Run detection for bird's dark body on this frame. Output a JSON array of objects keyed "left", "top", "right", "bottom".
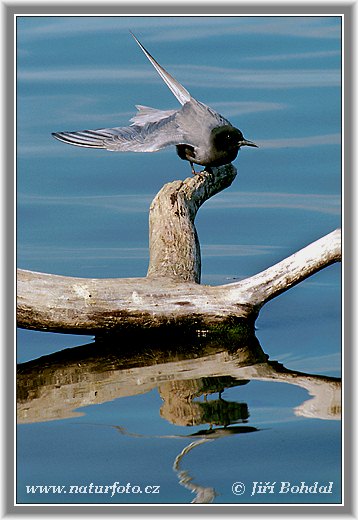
[
  {"left": 176, "top": 144, "right": 196, "bottom": 163},
  {"left": 176, "top": 125, "right": 242, "bottom": 167},
  {"left": 52, "top": 34, "right": 257, "bottom": 173}
]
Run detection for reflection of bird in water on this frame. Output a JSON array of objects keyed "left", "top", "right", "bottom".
[
  {"left": 74, "top": 421, "right": 259, "bottom": 504},
  {"left": 111, "top": 423, "right": 259, "bottom": 504},
  {"left": 158, "top": 377, "right": 250, "bottom": 427},
  {"left": 112, "top": 423, "right": 259, "bottom": 440},
  {"left": 189, "top": 425, "right": 258, "bottom": 437},
  {"left": 173, "top": 438, "right": 217, "bottom": 504}
]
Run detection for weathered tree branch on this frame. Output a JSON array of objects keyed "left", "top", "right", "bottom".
[
  {"left": 17, "top": 165, "right": 341, "bottom": 335},
  {"left": 16, "top": 269, "right": 255, "bottom": 334},
  {"left": 17, "top": 227, "right": 341, "bottom": 334},
  {"left": 222, "top": 228, "right": 341, "bottom": 307},
  {"left": 147, "top": 165, "right": 237, "bottom": 283}
]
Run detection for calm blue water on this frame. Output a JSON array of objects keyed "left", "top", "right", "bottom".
[{"left": 16, "top": 16, "right": 341, "bottom": 505}]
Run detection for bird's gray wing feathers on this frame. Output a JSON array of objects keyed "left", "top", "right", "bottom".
[
  {"left": 129, "top": 105, "right": 178, "bottom": 126},
  {"left": 52, "top": 34, "right": 232, "bottom": 155},
  {"left": 131, "top": 32, "right": 191, "bottom": 106},
  {"left": 52, "top": 112, "right": 188, "bottom": 153}
]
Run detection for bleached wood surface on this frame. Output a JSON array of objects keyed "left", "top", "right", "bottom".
[
  {"left": 147, "top": 164, "right": 237, "bottom": 282},
  {"left": 17, "top": 164, "right": 341, "bottom": 334},
  {"left": 17, "top": 228, "right": 341, "bottom": 334}
]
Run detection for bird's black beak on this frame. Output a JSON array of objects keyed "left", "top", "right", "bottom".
[{"left": 239, "top": 139, "right": 258, "bottom": 148}]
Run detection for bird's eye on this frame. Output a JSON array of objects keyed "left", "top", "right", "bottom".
[{"left": 226, "top": 133, "right": 234, "bottom": 142}]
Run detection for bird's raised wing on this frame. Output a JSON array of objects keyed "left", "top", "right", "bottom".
[
  {"left": 130, "top": 32, "right": 191, "bottom": 106},
  {"left": 52, "top": 111, "right": 189, "bottom": 153}
]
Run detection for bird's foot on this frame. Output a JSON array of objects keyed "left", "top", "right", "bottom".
[{"left": 189, "top": 162, "right": 212, "bottom": 176}]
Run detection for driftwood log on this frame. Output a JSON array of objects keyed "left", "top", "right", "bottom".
[{"left": 17, "top": 164, "right": 341, "bottom": 335}]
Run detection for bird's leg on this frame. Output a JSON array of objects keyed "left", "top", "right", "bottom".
[{"left": 190, "top": 161, "right": 196, "bottom": 175}]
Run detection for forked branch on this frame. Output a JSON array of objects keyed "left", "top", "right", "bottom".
[{"left": 17, "top": 165, "right": 341, "bottom": 335}]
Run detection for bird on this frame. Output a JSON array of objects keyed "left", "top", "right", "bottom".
[{"left": 52, "top": 33, "right": 257, "bottom": 174}]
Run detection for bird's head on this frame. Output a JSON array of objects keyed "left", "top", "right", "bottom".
[{"left": 212, "top": 125, "right": 258, "bottom": 153}]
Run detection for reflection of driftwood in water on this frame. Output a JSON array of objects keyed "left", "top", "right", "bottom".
[{"left": 17, "top": 334, "right": 341, "bottom": 424}]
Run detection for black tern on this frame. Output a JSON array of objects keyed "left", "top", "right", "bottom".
[{"left": 52, "top": 33, "right": 257, "bottom": 174}]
